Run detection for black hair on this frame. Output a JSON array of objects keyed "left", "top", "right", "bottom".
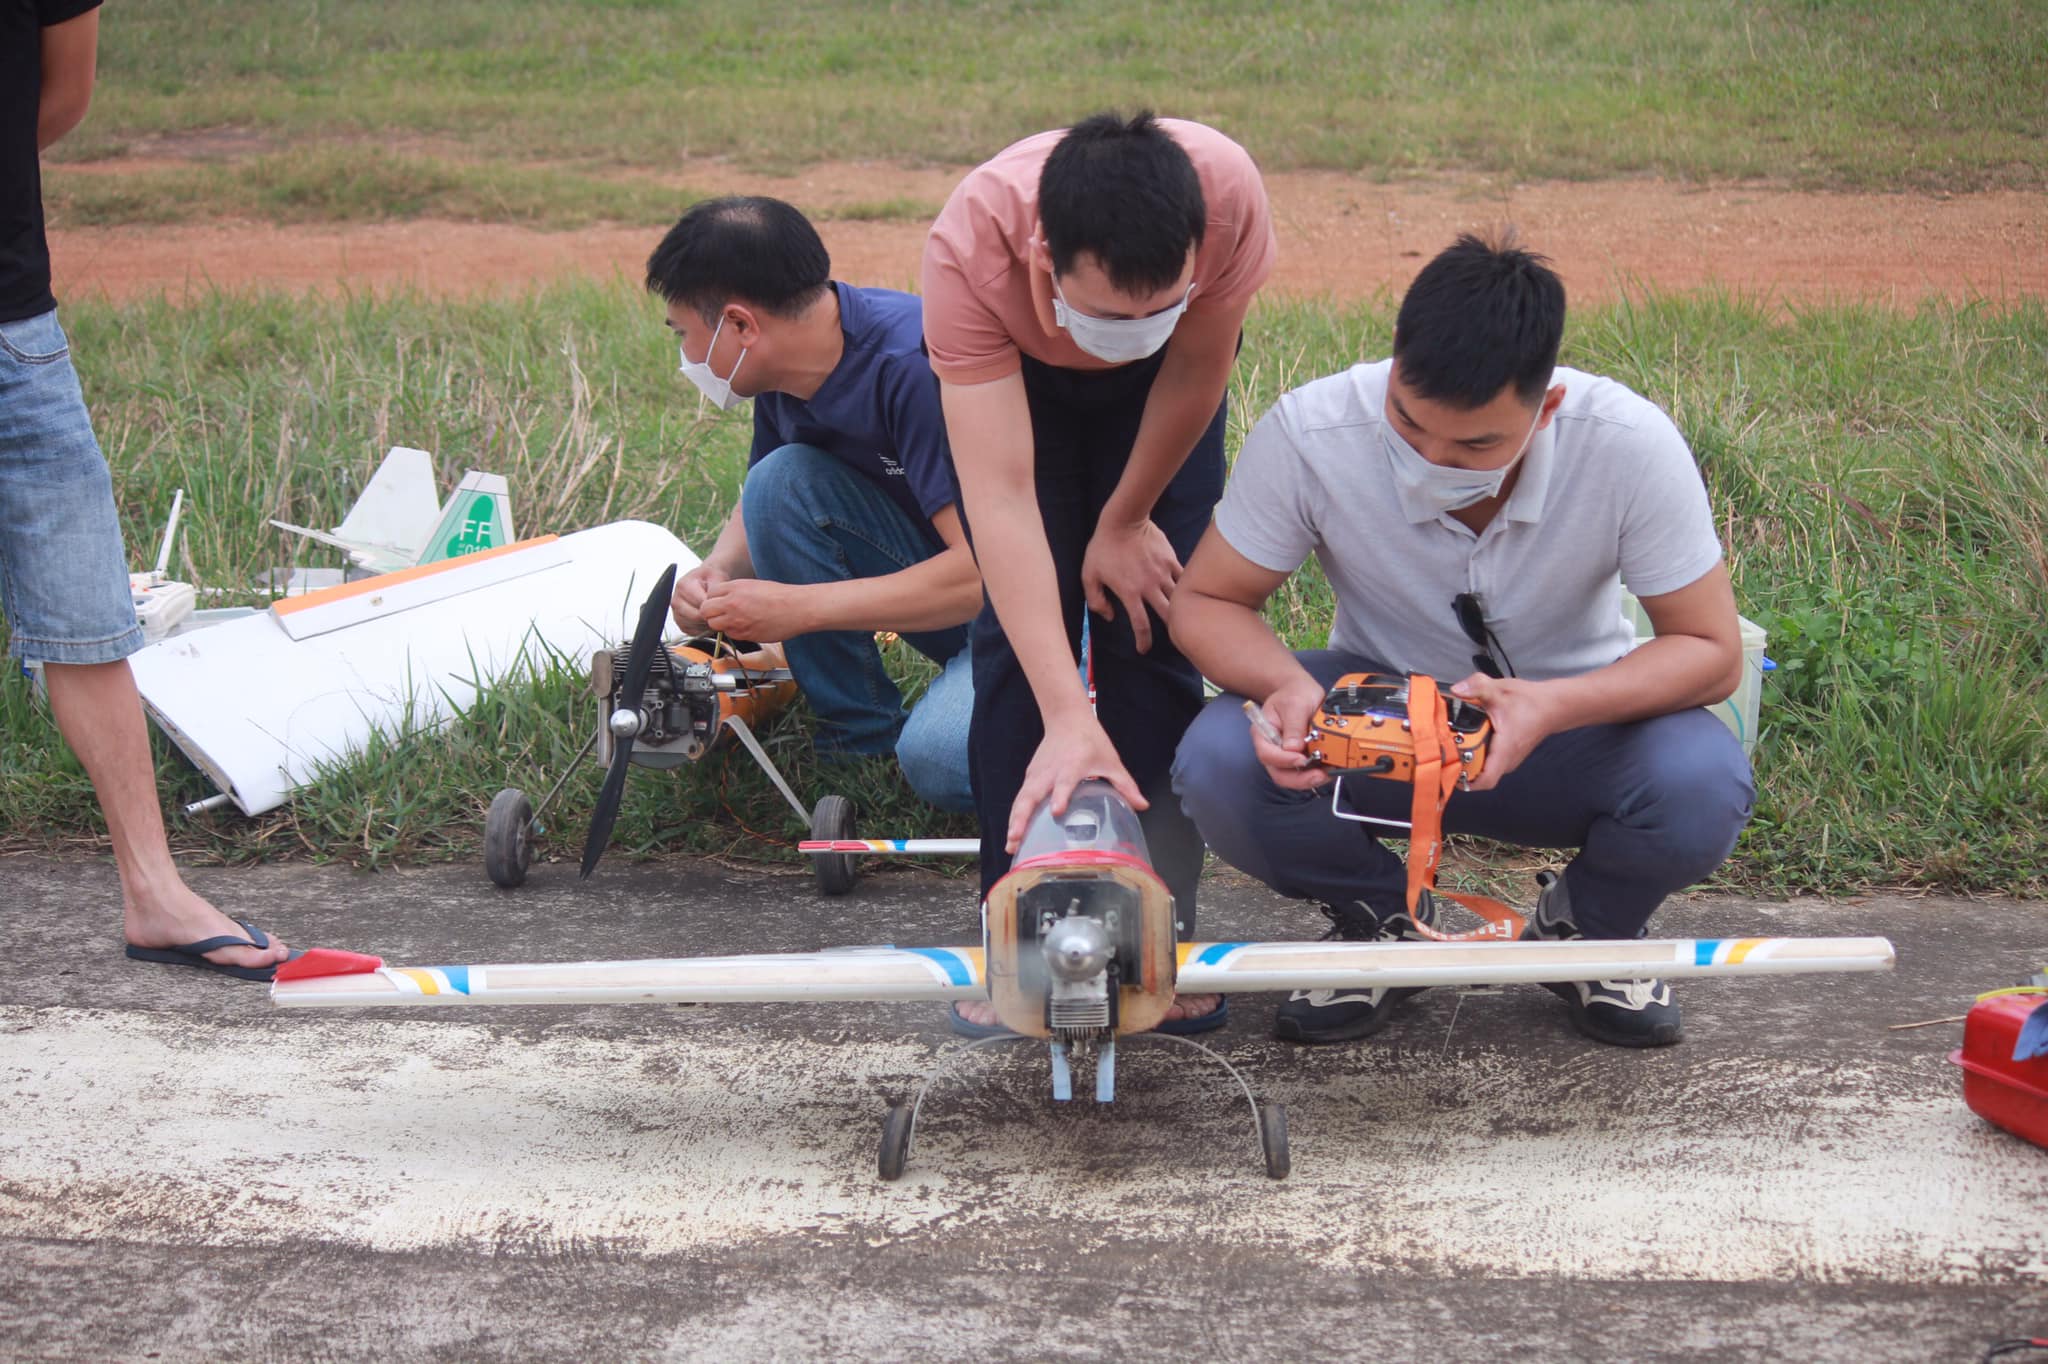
[
  {"left": 1392, "top": 231, "right": 1566, "bottom": 409},
  {"left": 644, "top": 196, "right": 831, "bottom": 321},
  {"left": 1038, "top": 111, "right": 1206, "bottom": 296}
]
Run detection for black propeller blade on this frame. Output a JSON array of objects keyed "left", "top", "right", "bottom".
[{"left": 580, "top": 564, "right": 679, "bottom": 879}]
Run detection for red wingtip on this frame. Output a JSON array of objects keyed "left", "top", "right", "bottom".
[{"left": 275, "top": 947, "right": 386, "bottom": 981}]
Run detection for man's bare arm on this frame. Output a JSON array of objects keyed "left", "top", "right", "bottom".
[
  {"left": 942, "top": 372, "right": 1147, "bottom": 843},
  {"left": 1168, "top": 525, "right": 1303, "bottom": 699},
  {"left": 1499, "top": 562, "right": 1744, "bottom": 731},
  {"left": 1100, "top": 300, "right": 1249, "bottom": 531},
  {"left": 1452, "top": 562, "right": 1744, "bottom": 790},
  {"left": 38, "top": 9, "right": 99, "bottom": 152},
  {"left": 943, "top": 375, "right": 1088, "bottom": 726},
  {"left": 767, "top": 505, "right": 982, "bottom": 635},
  {"left": 1168, "top": 525, "right": 1330, "bottom": 787}
]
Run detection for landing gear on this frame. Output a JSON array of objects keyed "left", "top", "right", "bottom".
[
  {"left": 484, "top": 788, "right": 535, "bottom": 888},
  {"left": 877, "top": 1031, "right": 1290, "bottom": 1182},
  {"left": 877, "top": 1103, "right": 915, "bottom": 1181},
  {"left": 1259, "top": 1103, "right": 1291, "bottom": 1180},
  {"left": 810, "top": 793, "right": 859, "bottom": 896},
  {"left": 478, "top": 729, "right": 597, "bottom": 887}
]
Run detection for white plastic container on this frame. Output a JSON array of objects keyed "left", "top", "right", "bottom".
[{"left": 1620, "top": 590, "right": 1768, "bottom": 757}]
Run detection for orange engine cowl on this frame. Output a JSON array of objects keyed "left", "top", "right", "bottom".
[
  {"left": 675, "top": 639, "right": 798, "bottom": 731},
  {"left": 981, "top": 781, "right": 1179, "bottom": 1039}
]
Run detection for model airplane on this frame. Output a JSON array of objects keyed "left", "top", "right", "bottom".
[
  {"left": 488, "top": 562, "right": 886, "bottom": 893},
  {"left": 276, "top": 771, "right": 1896, "bottom": 1181}
]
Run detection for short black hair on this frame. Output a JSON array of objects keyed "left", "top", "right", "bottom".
[
  {"left": 1038, "top": 111, "right": 1206, "bottom": 296},
  {"left": 644, "top": 196, "right": 831, "bottom": 321},
  {"left": 1393, "top": 232, "right": 1566, "bottom": 409}
]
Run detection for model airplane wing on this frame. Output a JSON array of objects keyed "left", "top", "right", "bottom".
[
  {"left": 273, "top": 936, "right": 1893, "bottom": 1010},
  {"left": 272, "top": 945, "right": 987, "bottom": 1007},
  {"left": 1171, "top": 936, "right": 1896, "bottom": 991}
]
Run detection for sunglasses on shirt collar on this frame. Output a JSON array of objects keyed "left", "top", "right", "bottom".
[{"left": 1453, "top": 592, "right": 1516, "bottom": 680}]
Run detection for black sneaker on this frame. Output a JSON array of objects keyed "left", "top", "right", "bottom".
[
  {"left": 1522, "top": 872, "right": 1683, "bottom": 1048},
  {"left": 1273, "top": 896, "right": 1435, "bottom": 1045}
]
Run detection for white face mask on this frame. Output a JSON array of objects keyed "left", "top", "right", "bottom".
[
  {"left": 677, "top": 315, "right": 749, "bottom": 411},
  {"left": 1051, "top": 276, "right": 1192, "bottom": 365},
  {"left": 1383, "top": 402, "right": 1544, "bottom": 513}
]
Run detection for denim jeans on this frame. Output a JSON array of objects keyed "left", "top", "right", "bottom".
[
  {"left": 741, "top": 443, "right": 974, "bottom": 812},
  {"left": 1172, "top": 648, "right": 1756, "bottom": 940},
  {"left": 0, "top": 310, "right": 142, "bottom": 665}
]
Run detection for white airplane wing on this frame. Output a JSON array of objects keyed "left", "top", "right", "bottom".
[
  {"left": 273, "top": 936, "right": 1893, "bottom": 1010},
  {"left": 273, "top": 946, "right": 987, "bottom": 1008}
]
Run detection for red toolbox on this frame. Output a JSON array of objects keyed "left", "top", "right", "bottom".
[{"left": 1951, "top": 992, "right": 2048, "bottom": 1151}]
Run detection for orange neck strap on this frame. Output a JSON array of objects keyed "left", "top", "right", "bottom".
[{"left": 1402, "top": 675, "right": 1524, "bottom": 942}]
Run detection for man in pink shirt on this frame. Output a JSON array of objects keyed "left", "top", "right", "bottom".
[{"left": 922, "top": 111, "right": 1275, "bottom": 1033}]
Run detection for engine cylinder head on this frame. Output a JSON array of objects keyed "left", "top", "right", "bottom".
[{"left": 1043, "top": 915, "right": 1112, "bottom": 983}]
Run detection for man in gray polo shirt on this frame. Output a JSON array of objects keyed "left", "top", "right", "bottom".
[{"left": 1169, "top": 233, "right": 1754, "bottom": 1048}]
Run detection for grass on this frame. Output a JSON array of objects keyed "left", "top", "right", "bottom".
[
  {"left": 1, "top": 284, "right": 2042, "bottom": 897},
  {"left": 41, "top": 149, "right": 942, "bottom": 230},
  {"left": 44, "top": 151, "right": 701, "bottom": 230},
  {"left": 50, "top": 0, "right": 2048, "bottom": 201}
]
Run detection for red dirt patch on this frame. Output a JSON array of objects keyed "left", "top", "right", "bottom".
[{"left": 47, "top": 162, "right": 2046, "bottom": 306}]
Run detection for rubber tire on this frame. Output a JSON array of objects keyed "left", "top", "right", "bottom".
[
  {"left": 877, "top": 1103, "right": 914, "bottom": 1181},
  {"left": 484, "top": 788, "right": 535, "bottom": 888},
  {"left": 811, "top": 794, "right": 859, "bottom": 896},
  {"left": 1259, "top": 1103, "right": 1291, "bottom": 1180}
]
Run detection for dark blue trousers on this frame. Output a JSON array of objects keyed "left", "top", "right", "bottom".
[
  {"left": 1171, "top": 649, "right": 1756, "bottom": 939},
  {"left": 958, "top": 349, "right": 1226, "bottom": 928}
]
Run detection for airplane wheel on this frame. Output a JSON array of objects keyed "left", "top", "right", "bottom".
[
  {"left": 877, "top": 1103, "right": 914, "bottom": 1181},
  {"left": 811, "top": 794, "right": 859, "bottom": 896},
  {"left": 484, "top": 788, "right": 534, "bottom": 888},
  {"left": 1259, "top": 1103, "right": 1290, "bottom": 1180}
]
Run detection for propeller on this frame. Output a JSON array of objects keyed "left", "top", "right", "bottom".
[{"left": 580, "top": 563, "right": 679, "bottom": 879}]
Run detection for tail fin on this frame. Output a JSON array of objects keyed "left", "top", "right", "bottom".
[
  {"left": 333, "top": 447, "right": 442, "bottom": 568},
  {"left": 414, "top": 471, "right": 516, "bottom": 565}
]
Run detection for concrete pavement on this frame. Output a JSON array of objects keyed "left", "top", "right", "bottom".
[{"left": 1, "top": 854, "right": 2043, "bottom": 1361}]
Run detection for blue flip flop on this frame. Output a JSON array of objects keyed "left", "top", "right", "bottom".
[
  {"left": 125, "top": 919, "right": 300, "bottom": 983},
  {"left": 948, "top": 997, "right": 1229, "bottom": 1039}
]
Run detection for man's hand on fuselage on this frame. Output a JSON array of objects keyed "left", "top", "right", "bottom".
[
  {"left": 1007, "top": 709, "right": 1149, "bottom": 853},
  {"left": 941, "top": 373, "right": 1149, "bottom": 845}
]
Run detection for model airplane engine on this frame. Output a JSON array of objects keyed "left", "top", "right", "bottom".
[
  {"left": 983, "top": 779, "right": 1181, "bottom": 1039},
  {"left": 594, "top": 637, "right": 796, "bottom": 770}
]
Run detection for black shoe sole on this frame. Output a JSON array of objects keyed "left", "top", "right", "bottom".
[
  {"left": 1539, "top": 982, "right": 1684, "bottom": 1048},
  {"left": 1272, "top": 988, "right": 1426, "bottom": 1045}
]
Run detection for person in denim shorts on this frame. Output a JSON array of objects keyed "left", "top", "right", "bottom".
[{"left": 3, "top": 1, "right": 291, "bottom": 979}]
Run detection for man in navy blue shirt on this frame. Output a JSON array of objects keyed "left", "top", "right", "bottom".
[{"left": 647, "top": 197, "right": 980, "bottom": 810}]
